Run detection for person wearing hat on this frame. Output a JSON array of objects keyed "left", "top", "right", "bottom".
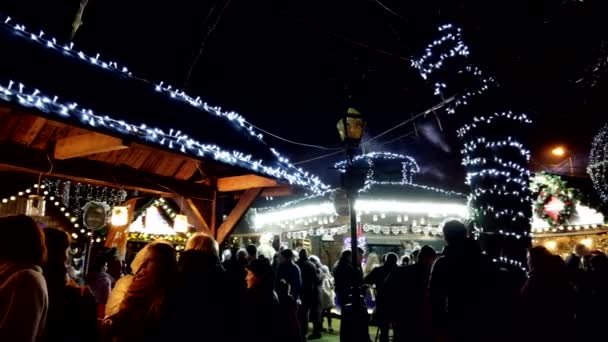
[{"left": 238, "top": 259, "right": 280, "bottom": 341}]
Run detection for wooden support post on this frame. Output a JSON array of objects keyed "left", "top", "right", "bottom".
[
  {"left": 216, "top": 188, "right": 262, "bottom": 244},
  {"left": 54, "top": 132, "right": 129, "bottom": 159},
  {"left": 210, "top": 190, "right": 218, "bottom": 238},
  {"left": 182, "top": 197, "right": 212, "bottom": 235}
]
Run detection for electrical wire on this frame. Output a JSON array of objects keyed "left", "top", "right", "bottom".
[
  {"left": 292, "top": 149, "right": 346, "bottom": 165},
  {"left": 361, "top": 95, "right": 457, "bottom": 146},
  {"left": 246, "top": 121, "right": 343, "bottom": 150},
  {"left": 369, "top": 0, "right": 407, "bottom": 20}
]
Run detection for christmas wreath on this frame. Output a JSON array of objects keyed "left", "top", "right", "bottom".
[{"left": 531, "top": 173, "right": 576, "bottom": 227}]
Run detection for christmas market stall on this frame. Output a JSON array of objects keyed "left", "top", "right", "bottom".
[
  {"left": 530, "top": 173, "right": 608, "bottom": 257},
  {"left": 0, "top": 14, "right": 328, "bottom": 270},
  {"left": 249, "top": 152, "right": 468, "bottom": 266}
]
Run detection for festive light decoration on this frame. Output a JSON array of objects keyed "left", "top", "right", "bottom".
[
  {"left": 0, "top": 15, "right": 329, "bottom": 195},
  {"left": 413, "top": 24, "right": 533, "bottom": 263},
  {"left": 334, "top": 152, "right": 464, "bottom": 196},
  {"left": 588, "top": 125, "right": 608, "bottom": 202},
  {"left": 173, "top": 214, "right": 189, "bottom": 233},
  {"left": 25, "top": 194, "right": 46, "bottom": 217},
  {"left": 44, "top": 179, "right": 127, "bottom": 217},
  {"left": 411, "top": 24, "right": 495, "bottom": 115},
  {"left": 253, "top": 199, "right": 467, "bottom": 229},
  {"left": 110, "top": 206, "right": 129, "bottom": 226}
]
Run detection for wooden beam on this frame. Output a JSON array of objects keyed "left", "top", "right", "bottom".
[
  {"left": 217, "top": 174, "right": 278, "bottom": 192},
  {"left": 0, "top": 142, "right": 213, "bottom": 199},
  {"left": 54, "top": 132, "right": 129, "bottom": 160},
  {"left": 180, "top": 197, "right": 212, "bottom": 234},
  {"left": 210, "top": 190, "right": 217, "bottom": 237},
  {"left": 260, "top": 185, "right": 293, "bottom": 197},
  {"left": 216, "top": 188, "right": 262, "bottom": 244}
]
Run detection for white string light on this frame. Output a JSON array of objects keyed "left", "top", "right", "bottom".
[
  {"left": 0, "top": 15, "right": 329, "bottom": 194},
  {"left": 0, "top": 81, "right": 329, "bottom": 194},
  {"left": 588, "top": 125, "right": 608, "bottom": 202}
]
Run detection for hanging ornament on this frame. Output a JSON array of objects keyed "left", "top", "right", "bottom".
[
  {"left": 391, "top": 227, "right": 400, "bottom": 235},
  {"left": 110, "top": 206, "right": 129, "bottom": 226},
  {"left": 25, "top": 195, "right": 46, "bottom": 217},
  {"left": 173, "top": 214, "right": 189, "bottom": 233},
  {"left": 82, "top": 201, "right": 109, "bottom": 230}
]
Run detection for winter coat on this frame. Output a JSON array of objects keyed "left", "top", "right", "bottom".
[
  {"left": 173, "top": 251, "right": 231, "bottom": 342},
  {"left": 296, "top": 258, "right": 319, "bottom": 304},
  {"left": 105, "top": 275, "right": 132, "bottom": 318},
  {"left": 429, "top": 239, "right": 500, "bottom": 341},
  {"left": 276, "top": 262, "right": 302, "bottom": 300},
  {"left": 320, "top": 271, "right": 335, "bottom": 309},
  {"left": 0, "top": 262, "right": 48, "bottom": 342},
  {"left": 238, "top": 286, "right": 280, "bottom": 342}
]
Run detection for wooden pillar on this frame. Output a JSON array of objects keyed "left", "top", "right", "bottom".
[{"left": 104, "top": 198, "right": 138, "bottom": 259}]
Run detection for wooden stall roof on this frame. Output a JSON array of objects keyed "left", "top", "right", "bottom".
[{"left": 0, "top": 19, "right": 325, "bottom": 197}]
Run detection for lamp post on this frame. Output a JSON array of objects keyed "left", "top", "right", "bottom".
[
  {"left": 337, "top": 107, "right": 366, "bottom": 269},
  {"left": 336, "top": 107, "right": 368, "bottom": 342},
  {"left": 551, "top": 146, "right": 574, "bottom": 176}
]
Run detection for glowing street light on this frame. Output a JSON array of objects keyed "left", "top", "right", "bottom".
[
  {"left": 550, "top": 146, "right": 573, "bottom": 176},
  {"left": 551, "top": 146, "right": 566, "bottom": 157}
]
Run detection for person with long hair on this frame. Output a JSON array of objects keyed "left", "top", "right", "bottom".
[
  {"left": 0, "top": 215, "right": 48, "bottom": 342},
  {"left": 41, "top": 227, "right": 98, "bottom": 342},
  {"left": 105, "top": 242, "right": 163, "bottom": 318},
  {"left": 103, "top": 243, "right": 177, "bottom": 342}
]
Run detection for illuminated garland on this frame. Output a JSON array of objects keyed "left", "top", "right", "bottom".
[
  {"left": 411, "top": 24, "right": 495, "bottom": 115},
  {"left": 127, "top": 231, "right": 188, "bottom": 245},
  {"left": 0, "top": 15, "right": 329, "bottom": 194},
  {"left": 530, "top": 173, "right": 576, "bottom": 227},
  {"left": 285, "top": 223, "right": 443, "bottom": 239},
  {"left": 413, "top": 24, "right": 533, "bottom": 263},
  {"left": 588, "top": 125, "right": 608, "bottom": 202}
]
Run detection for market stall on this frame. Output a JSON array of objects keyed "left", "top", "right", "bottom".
[
  {"left": 530, "top": 172, "right": 608, "bottom": 257},
  {"left": 0, "top": 14, "right": 326, "bottom": 267},
  {"left": 250, "top": 152, "right": 468, "bottom": 264}
]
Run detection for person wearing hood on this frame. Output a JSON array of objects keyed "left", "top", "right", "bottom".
[
  {"left": 0, "top": 215, "right": 48, "bottom": 342},
  {"left": 105, "top": 242, "right": 165, "bottom": 317},
  {"left": 429, "top": 220, "right": 499, "bottom": 342}
]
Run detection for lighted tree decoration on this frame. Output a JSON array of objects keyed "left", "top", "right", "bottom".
[
  {"left": 588, "top": 125, "right": 608, "bottom": 203},
  {"left": 412, "top": 24, "right": 533, "bottom": 265}
]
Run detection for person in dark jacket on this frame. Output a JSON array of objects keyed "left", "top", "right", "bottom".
[
  {"left": 276, "top": 249, "right": 302, "bottom": 302},
  {"left": 333, "top": 248, "right": 369, "bottom": 342},
  {"left": 296, "top": 248, "right": 321, "bottom": 340},
  {"left": 429, "top": 220, "right": 499, "bottom": 342},
  {"left": 174, "top": 233, "right": 230, "bottom": 342},
  {"left": 42, "top": 227, "right": 98, "bottom": 342},
  {"left": 364, "top": 252, "right": 398, "bottom": 342},
  {"left": 241, "top": 259, "right": 281, "bottom": 342},
  {"left": 385, "top": 246, "right": 436, "bottom": 342},
  {"left": 520, "top": 246, "right": 575, "bottom": 342},
  {"left": 277, "top": 279, "right": 303, "bottom": 342}
]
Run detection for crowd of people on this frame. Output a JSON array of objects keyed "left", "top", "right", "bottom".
[{"left": 2, "top": 214, "right": 608, "bottom": 342}]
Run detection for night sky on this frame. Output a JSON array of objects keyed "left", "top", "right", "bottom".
[{"left": 2, "top": 0, "right": 607, "bottom": 191}]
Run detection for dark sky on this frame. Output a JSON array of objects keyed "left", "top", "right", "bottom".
[{"left": 2, "top": 0, "right": 607, "bottom": 190}]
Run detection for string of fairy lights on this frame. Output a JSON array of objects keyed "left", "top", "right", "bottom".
[
  {"left": 0, "top": 15, "right": 329, "bottom": 195},
  {"left": 588, "top": 125, "right": 608, "bottom": 202},
  {"left": 413, "top": 24, "right": 533, "bottom": 265}
]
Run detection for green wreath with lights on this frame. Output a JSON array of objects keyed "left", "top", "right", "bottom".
[
  {"left": 531, "top": 173, "right": 576, "bottom": 227},
  {"left": 128, "top": 232, "right": 187, "bottom": 244}
]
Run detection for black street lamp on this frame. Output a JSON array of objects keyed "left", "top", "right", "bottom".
[
  {"left": 337, "top": 107, "right": 366, "bottom": 268},
  {"left": 336, "top": 107, "right": 369, "bottom": 342}
]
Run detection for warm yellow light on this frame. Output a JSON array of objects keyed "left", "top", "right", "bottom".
[
  {"left": 551, "top": 146, "right": 566, "bottom": 157},
  {"left": 173, "top": 214, "right": 189, "bottom": 233},
  {"left": 581, "top": 238, "right": 593, "bottom": 249},
  {"left": 111, "top": 206, "right": 129, "bottom": 226},
  {"left": 544, "top": 240, "right": 557, "bottom": 250}
]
